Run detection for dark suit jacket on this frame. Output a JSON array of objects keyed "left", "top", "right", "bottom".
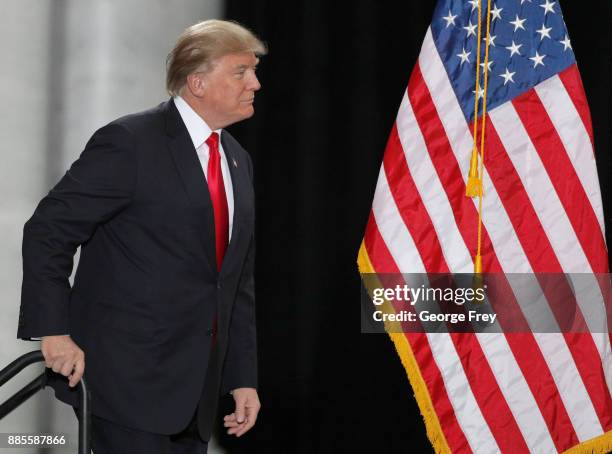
[{"left": 18, "top": 99, "right": 257, "bottom": 440}]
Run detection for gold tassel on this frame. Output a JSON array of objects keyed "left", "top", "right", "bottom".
[
  {"left": 465, "top": 147, "right": 482, "bottom": 197},
  {"left": 474, "top": 253, "right": 482, "bottom": 274}
]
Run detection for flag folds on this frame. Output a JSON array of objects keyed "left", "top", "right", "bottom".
[{"left": 358, "top": 0, "right": 611, "bottom": 452}]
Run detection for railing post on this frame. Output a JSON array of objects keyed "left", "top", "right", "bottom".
[{"left": 0, "top": 351, "right": 91, "bottom": 453}]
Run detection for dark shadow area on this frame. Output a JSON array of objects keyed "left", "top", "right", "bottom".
[{"left": 216, "top": 1, "right": 611, "bottom": 452}]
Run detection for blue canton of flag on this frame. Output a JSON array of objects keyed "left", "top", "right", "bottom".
[{"left": 431, "top": 0, "right": 576, "bottom": 121}]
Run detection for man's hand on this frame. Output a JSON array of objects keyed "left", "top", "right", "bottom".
[
  {"left": 41, "top": 335, "right": 85, "bottom": 388},
  {"left": 223, "top": 387, "right": 260, "bottom": 437}
]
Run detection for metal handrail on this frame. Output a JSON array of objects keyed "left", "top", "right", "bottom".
[{"left": 0, "top": 351, "right": 90, "bottom": 454}]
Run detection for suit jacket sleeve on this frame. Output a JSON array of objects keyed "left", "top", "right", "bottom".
[
  {"left": 221, "top": 152, "right": 257, "bottom": 394},
  {"left": 18, "top": 123, "right": 137, "bottom": 339}
]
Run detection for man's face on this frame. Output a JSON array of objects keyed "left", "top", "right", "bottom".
[{"left": 199, "top": 51, "right": 261, "bottom": 129}]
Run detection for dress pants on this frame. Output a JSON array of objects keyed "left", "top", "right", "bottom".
[{"left": 75, "top": 408, "right": 208, "bottom": 454}]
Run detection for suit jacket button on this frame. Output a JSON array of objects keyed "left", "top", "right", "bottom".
[
  {"left": 217, "top": 283, "right": 222, "bottom": 289},
  {"left": 206, "top": 328, "right": 214, "bottom": 336}
]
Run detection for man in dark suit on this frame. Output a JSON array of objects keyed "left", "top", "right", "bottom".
[{"left": 17, "top": 19, "right": 264, "bottom": 453}]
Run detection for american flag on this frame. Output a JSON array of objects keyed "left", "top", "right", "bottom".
[{"left": 358, "top": 0, "right": 611, "bottom": 452}]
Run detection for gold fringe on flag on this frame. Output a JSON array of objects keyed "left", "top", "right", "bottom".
[
  {"left": 562, "top": 431, "right": 612, "bottom": 454},
  {"left": 358, "top": 240, "right": 612, "bottom": 452},
  {"left": 358, "top": 242, "right": 451, "bottom": 454}
]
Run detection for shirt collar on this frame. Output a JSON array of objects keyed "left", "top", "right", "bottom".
[{"left": 174, "top": 95, "right": 222, "bottom": 149}]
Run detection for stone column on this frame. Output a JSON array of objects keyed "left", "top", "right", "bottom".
[{"left": 0, "top": 1, "right": 222, "bottom": 452}]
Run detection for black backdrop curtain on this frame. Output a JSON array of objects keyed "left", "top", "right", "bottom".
[{"left": 216, "top": 1, "right": 611, "bottom": 453}]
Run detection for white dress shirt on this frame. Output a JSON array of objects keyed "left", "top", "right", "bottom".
[{"left": 174, "top": 96, "right": 234, "bottom": 239}]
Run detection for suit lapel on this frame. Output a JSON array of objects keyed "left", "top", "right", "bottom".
[
  {"left": 164, "top": 99, "right": 217, "bottom": 274},
  {"left": 220, "top": 131, "right": 245, "bottom": 278},
  {"left": 164, "top": 99, "right": 249, "bottom": 280}
]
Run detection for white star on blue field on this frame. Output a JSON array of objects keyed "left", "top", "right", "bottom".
[{"left": 431, "top": 0, "right": 575, "bottom": 121}]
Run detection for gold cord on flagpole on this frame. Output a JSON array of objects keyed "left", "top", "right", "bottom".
[
  {"left": 466, "top": 0, "right": 484, "bottom": 198},
  {"left": 474, "top": 0, "right": 493, "bottom": 273},
  {"left": 466, "top": 0, "right": 493, "bottom": 273}
]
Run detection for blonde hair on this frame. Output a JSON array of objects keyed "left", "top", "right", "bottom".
[{"left": 166, "top": 19, "right": 267, "bottom": 96}]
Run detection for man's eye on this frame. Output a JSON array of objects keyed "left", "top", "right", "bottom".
[{"left": 234, "top": 71, "right": 245, "bottom": 78}]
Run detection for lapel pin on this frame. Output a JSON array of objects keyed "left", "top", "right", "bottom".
[{"left": 232, "top": 158, "right": 238, "bottom": 168}]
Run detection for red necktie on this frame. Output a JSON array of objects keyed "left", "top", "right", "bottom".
[{"left": 205, "top": 132, "right": 229, "bottom": 271}]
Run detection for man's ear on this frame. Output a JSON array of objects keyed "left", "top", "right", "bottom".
[{"left": 186, "top": 73, "right": 206, "bottom": 98}]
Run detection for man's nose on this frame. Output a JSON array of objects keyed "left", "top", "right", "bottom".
[{"left": 248, "top": 73, "right": 261, "bottom": 91}]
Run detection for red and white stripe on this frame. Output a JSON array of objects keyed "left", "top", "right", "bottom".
[{"left": 362, "top": 27, "right": 612, "bottom": 452}]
